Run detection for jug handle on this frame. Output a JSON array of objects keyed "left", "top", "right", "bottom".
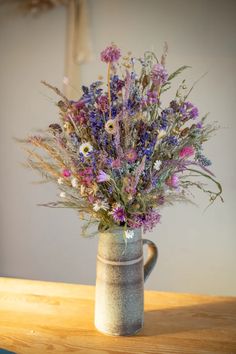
[{"left": 142, "top": 239, "right": 158, "bottom": 282}]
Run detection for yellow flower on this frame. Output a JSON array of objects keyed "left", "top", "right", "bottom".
[
  {"left": 80, "top": 183, "right": 98, "bottom": 197},
  {"left": 63, "top": 121, "right": 74, "bottom": 133},
  {"left": 157, "top": 130, "right": 167, "bottom": 139},
  {"left": 105, "top": 119, "right": 117, "bottom": 134}
]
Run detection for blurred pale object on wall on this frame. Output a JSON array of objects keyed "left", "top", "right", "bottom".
[
  {"left": 15, "top": 0, "right": 70, "bottom": 14},
  {"left": 1, "top": 0, "right": 93, "bottom": 98},
  {"left": 64, "top": 0, "right": 93, "bottom": 99}
]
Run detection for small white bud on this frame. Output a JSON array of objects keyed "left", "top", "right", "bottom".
[
  {"left": 57, "top": 177, "right": 64, "bottom": 185},
  {"left": 71, "top": 177, "right": 78, "bottom": 188},
  {"left": 154, "top": 160, "right": 162, "bottom": 171}
]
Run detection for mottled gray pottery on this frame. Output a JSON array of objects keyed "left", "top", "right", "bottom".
[{"left": 95, "top": 227, "right": 158, "bottom": 336}]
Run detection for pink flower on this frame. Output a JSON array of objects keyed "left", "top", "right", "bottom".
[
  {"left": 179, "top": 146, "right": 195, "bottom": 158},
  {"left": 88, "top": 195, "right": 96, "bottom": 204},
  {"left": 81, "top": 176, "right": 93, "bottom": 187},
  {"left": 166, "top": 174, "right": 179, "bottom": 188},
  {"left": 112, "top": 158, "right": 121, "bottom": 169},
  {"left": 78, "top": 168, "right": 94, "bottom": 187},
  {"left": 74, "top": 111, "right": 87, "bottom": 124},
  {"left": 97, "top": 170, "right": 110, "bottom": 183},
  {"left": 73, "top": 100, "right": 85, "bottom": 110},
  {"left": 78, "top": 168, "right": 93, "bottom": 177},
  {"left": 62, "top": 169, "right": 72, "bottom": 178},
  {"left": 125, "top": 185, "right": 136, "bottom": 196},
  {"left": 101, "top": 44, "right": 121, "bottom": 63},
  {"left": 126, "top": 148, "right": 137, "bottom": 163}
]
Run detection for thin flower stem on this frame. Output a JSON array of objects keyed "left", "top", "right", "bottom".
[
  {"left": 107, "top": 62, "right": 112, "bottom": 119},
  {"left": 186, "top": 168, "right": 223, "bottom": 205}
]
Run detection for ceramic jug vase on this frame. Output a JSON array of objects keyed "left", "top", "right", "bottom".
[{"left": 95, "top": 227, "right": 158, "bottom": 336}]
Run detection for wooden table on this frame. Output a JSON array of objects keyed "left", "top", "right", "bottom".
[{"left": 0, "top": 278, "right": 236, "bottom": 354}]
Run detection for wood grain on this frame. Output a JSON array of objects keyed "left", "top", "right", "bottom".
[{"left": 0, "top": 277, "right": 236, "bottom": 354}]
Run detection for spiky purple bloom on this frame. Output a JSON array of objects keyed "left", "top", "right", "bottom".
[
  {"left": 164, "top": 136, "right": 179, "bottom": 146},
  {"left": 110, "top": 75, "right": 125, "bottom": 92},
  {"left": 128, "top": 211, "right": 161, "bottom": 233},
  {"left": 112, "top": 206, "right": 126, "bottom": 223},
  {"left": 89, "top": 110, "right": 103, "bottom": 138},
  {"left": 151, "top": 63, "right": 168, "bottom": 86},
  {"left": 101, "top": 44, "right": 121, "bottom": 63},
  {"left": 159, "top": 110, "right": 169, "bottom": 130},
  {"left": 142, "top": 211, "right": 161, "bottom": 232},
  {"left": 180, "top": 101, "right": 199, "bottom": 120},
  {"left": 189, "top": 106, "right": 199, "bottom": 119},
  {"left": 97, "top": 95, "right": 109, "bottom": 112},
  {"left": 146, "top": 90, "right": 158, "bottom": 104},
  {"left": 196, "top": 122, "right": 203, "bottom": 129}
]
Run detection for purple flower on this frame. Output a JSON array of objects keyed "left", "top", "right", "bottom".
[
  {"left": 164, "top": 136, "right": 179, "bottom": 146},
  {"left": 151, "top": 64, "right": 168, "bottom": 86},
  {"left": 128, "top": 211, "right": 161, "bottom": 233},
  {"left": 142, "top": 211, "right": 161, "bottom": 232},
  {"left": 146, "top": 90, "right": 158, "bottom": 104},
  {"left": 180, "top": 101, "right": 199, "bottom": 120},
  {"left": 97, "top": 95, "right": 109, "bottom": 112},
  {"left": 196, "top": 122, "right": 203, "bottom": 129},
  {"left": 159, "top": 110, "right": 169, "bottom": 130},
  {"left": 101, "top": 44, "right": 121, "bottom": 63},
  {"left": 97, "top": 170, "right": 110, "bottom": 183},
  {"left": 110, "top": 75, "right": 125, "bottom": 92},
  {"left": 189, "top": 106, "right": 199, "bottom": 119},
  {"left": 170, "top": 100, "right": 179, "bottom": 112},
  {"left": 112, "top": 206, "right": 126, "bottom": 223}
]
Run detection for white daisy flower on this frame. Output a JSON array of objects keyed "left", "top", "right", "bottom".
[
  {"left": 71, "top": 177, "right": 78, "bottom": 188},
  {"left": 60, "top": 191, "right": 66, "bottom": 198},
  {"left": 79, "top": 142, "right": 93, "bottom": 157},
  {"left": 125, "top": 230, "right": 134, "bottom": 239},
  {"left": 57, "top": 177, "right": 64, "bottom": 185},
  {"left": 154, "top": 160, "right": 162, "bottom": 171},
  {"left": 93, "top": 200, "right": 109, "bottom": 212}
]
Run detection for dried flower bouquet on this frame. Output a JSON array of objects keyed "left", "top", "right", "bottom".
[{"left": 20, "top": 44, "right": 223, "bottom": 236}]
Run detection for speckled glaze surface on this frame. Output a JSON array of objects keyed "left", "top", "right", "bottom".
[{"left": 95, "top": 228, "right": 158, "bottom": 336}]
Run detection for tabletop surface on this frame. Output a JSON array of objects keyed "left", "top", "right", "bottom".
[{"left": 0, "top": 277, "right": 236, "bottom": 354}]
